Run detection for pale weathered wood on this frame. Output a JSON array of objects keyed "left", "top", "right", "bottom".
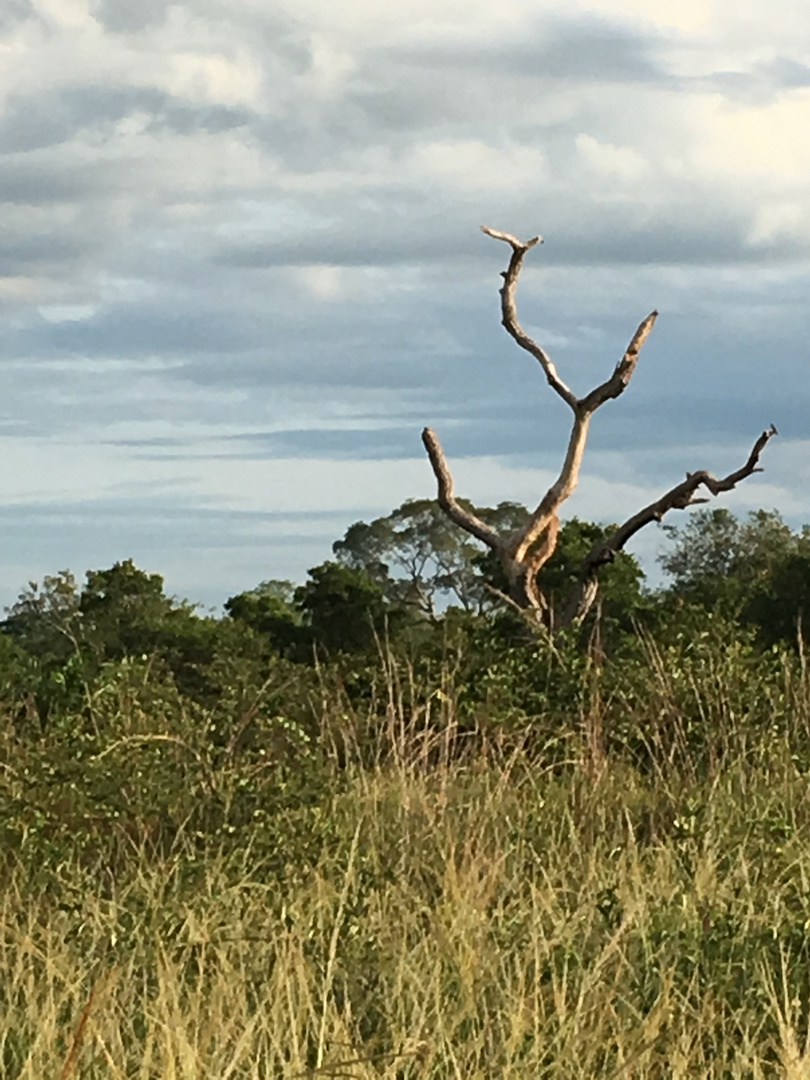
[
  {"left": 421, "top": 427, "right": 501, "bottom": 550},
  {"left": 563, "top": 424, "right": 779, "bottom": 625},
  {"left": 480, "top": 224, "right": 577, "bottom": 409}
]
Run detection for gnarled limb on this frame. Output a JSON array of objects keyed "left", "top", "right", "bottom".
[
  {"left": 579, "top": 311, "right": 658, "bottom": 412},
  {"left": 421, "top": 427, "right": 500, "bottom": 550},
  {"left": 508, "top": 308, "right": 658, "bottom": 566},
  {"left": 480, "top": 225, "right": 577, "bottom": 409},
  {"left": 562, "top": 424, "right": 779, "bottom": 626}
]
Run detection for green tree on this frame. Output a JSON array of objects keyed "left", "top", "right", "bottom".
[
  {"left": 79, "top": 560, "right": 222, "bottom": 698},
  {"left": 660, "top": 509, "right": 794, "bottom": 604},
  {"left": 294, "top": 562, "right": 390, "bottom": 655},
  {"left": 660, "top": 509, "right": 795, "bottom": 607},
  {"left": 3, "top": 560, "right": 223, "bottom": 709},
  {"left": 3, "top": 571, "right": 82, "bottom": 662},
  {"left": 659, "top": 508, "right": 810, "bottom": 646},
  {"left": 80, "top": 560, "right": 175, "bottom": 657},
  {"left": 334, "top": 498, "right": 529, "bottom": 616},
  {"left": 541, "top": 518, "right": 646, "bottom": 626},
  {"left": 2, "top": 572, "right": 85, "bottom": 722},
  {"left": 224, "top": 580, "right": 302, "bottom": 657},
  {"left": 746, "top": 548, "right": 810, "bottom": 646}
]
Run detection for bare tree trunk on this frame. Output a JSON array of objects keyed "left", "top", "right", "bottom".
[{"left": 422, "top": 226, "right": 777, "bottom": 629}]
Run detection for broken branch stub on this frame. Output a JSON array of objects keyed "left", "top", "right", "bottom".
[{"left": 422, "top": 226, "right": 775, "bottom": 628}]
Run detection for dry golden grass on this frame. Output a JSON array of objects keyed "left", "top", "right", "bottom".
[{"left": 4, "top": 719, "right": 810, "bottom": 1078}]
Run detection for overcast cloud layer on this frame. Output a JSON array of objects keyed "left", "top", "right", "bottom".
[{"left": 1, "top": 0, "right": 810, "bottom": 607}]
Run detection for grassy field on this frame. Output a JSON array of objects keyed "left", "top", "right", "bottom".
[{"left": 5, "top": 637, "right": 810, "bottom": 1077}]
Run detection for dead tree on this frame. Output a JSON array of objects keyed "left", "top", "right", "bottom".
[{"left": 422, "top": 226, "right": 777, "bottom": 629}]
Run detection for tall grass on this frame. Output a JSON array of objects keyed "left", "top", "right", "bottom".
[{"left": 4, "top": 635, "right": 810, "bottom": 1076}]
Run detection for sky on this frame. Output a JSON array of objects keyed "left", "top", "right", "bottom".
[{"left": 1, "top": 0, "right": 810, "bottom": 609}]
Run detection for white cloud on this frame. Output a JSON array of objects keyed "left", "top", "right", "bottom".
[
  {"left": 304, "top": 36, "right": 357, "bottom": 95},
  {"left": 38, "top": 303, "right": 97, "bottom": 322},
  {"left": 575, "top": 133, "right": 649, "bottom": 180},
  {"left": 34, "top": 0, "right": 91, "bottom": 31},
  {"left": 294, "top": 264, "right": 344, "bottom": 300},
  {"left": 582, "top": 0, "right": 711, "bottom": 33},
  {"left": 693, "top": 92, "right": 810, "bottom": 182},
  {"left": 748, "top": 201, "right": 807, "bottom": 246},
  {"left": 407, "top": 139, "right": 547, "bottom": 192},
  {"left": 164, "top": 50, "right": 263, "bottom": 106}
]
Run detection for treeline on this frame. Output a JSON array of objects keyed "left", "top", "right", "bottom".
[{"left": 1, "top": 500, "right": 809, "bottom": 725}]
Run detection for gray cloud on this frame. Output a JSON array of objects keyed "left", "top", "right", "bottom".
[
  {"left": 0, "top": 84, "right": 252, "bottom": 154},
  {"left": 0, "top": 231, "right": 87, "bottom": 273},
  {"left": 0, "top": 0, "right": 35, "bottom": 34},
  {"left": 701, "top": 56, "right": 810, "bottom": 106},
  {"left": 388, "top": 15, "right": 672, "bottom": 84},
  {"left": 0, "top": 158, "right": 118, "bottom": 205},
  {"left": 90, "top": 0, "right": 172, "bottom": 35},
  {"left": 765, "top": 56, "right": 810, "bottom": 89},
  {"left": 215, "top": 203, "right": 771, "bottom": 270}
]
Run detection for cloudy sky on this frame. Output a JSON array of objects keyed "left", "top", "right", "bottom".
[{"left": 1, "top": 0, "right": 809, "bottom": 609}]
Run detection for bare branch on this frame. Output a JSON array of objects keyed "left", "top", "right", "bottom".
[
  {"left": 507, "top": 413, "right": 590, "bottom": 567},
  {"left": 560, "top": 424, "right": 779, "bottom": 626},
  {"left": 509, "top": 312, "right": 658, "bottom": 566},
  {"left": 579, "top": 311, "right": 658, "bottom": 412},
  {"left": 480, "top": 226, "right": 542, "bottom": 250},
  {"left": 421, "top": 428, "right": 501, "bottom": 550},
  {"left": 481, "top": 224, "right": 578, "bottom": 410},
  {"left": 700, "top": 423, "right": 778, "bottom": 495},
  {"left": 524, "top": 512, "right": 560, "bottom": 580},
  {"left": 560, "top": 578, "right": 600, "bottom": 629},
  {"left": 519, "top": 512, "right": 561, "bottom": 612}
]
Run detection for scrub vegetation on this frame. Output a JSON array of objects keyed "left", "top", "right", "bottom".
[{"left": 4, "top": 503, "right": 810, "bottom": 1077}]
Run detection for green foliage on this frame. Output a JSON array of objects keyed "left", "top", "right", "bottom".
[
  {"left": 224, "top": 579, "right": 302, "bottom": 656},
  {"left": 0, "top": 642, "right": 333, "bottom": 878},
  {"left": 660, "top": 508, "right": 810, "bottom": 647},
  {"left": 294, "top": 561, "right": 391, "bottom": 655},
  {"left": 748, "top": 548, "right": 810, "bottom": 645},
  {"left": 3, "top": 570, "right": 82, "bottom": 661},
  {"left": 660, "top": 508, "right": 795, "bottom": 606},
  {"left": 333, "top": 497, "right": 501, "bottom": 615},
  {"left": 80, "top": 560, "right": 173, "bottom": 654},
  {"left": 228, "top": 563, "right": 403, "bottom": 658},
  {"left": 542, "top": 517, "right": 646, "bottom": 615},
  {"left": 1, "top": 560, "right": 231, "bottom": 715}
]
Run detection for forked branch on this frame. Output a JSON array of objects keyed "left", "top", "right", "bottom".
[{"left": 580, "top": 311, "right": 658, "bottom": 412}]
